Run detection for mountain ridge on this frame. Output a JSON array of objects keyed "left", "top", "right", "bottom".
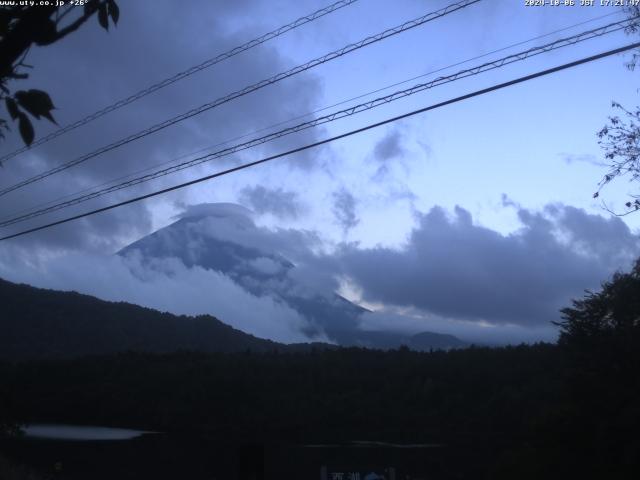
[
  {"left": 0, "top": 277, "right": 465, "bottom": 360},
  {"left": 0, "top": 277, "right": 296, "bottom": 359}
]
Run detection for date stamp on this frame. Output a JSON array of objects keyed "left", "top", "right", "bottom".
[{"left": 525, "top": 0, "right": 640, "bottom": 6}]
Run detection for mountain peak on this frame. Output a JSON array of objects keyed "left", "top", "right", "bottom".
[{"left": 118, "top": 203, "right": 467, "bottom": 350}]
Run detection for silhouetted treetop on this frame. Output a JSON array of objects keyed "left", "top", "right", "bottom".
[
  {"left": 556, "top": 258, "right": 640, "bottom": 346},
  {"left": 0, "top": 0, "right": 119, "bottom": 147}
]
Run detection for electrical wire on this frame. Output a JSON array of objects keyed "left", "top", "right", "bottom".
[
  {"left": 0, "top": 0, "right": 360, "bottom": 164},
  {"left": 3, "top": 8, "right": 623, "bottom": 223},
  {"left": 0, "top": 0, "right": 482, "bottom": 198},
  {"left": 2, "top": 41, "right": 637, "bottom": 242},
  {"left": 0, "top": 17, "right": 632, "bottom": 229}
]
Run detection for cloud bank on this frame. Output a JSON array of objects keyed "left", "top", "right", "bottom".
[
  {"left": 1, "top": 201, "right": 637, "bottom": 345},
  {"left": 338, "top": 203, "right": 639, "bottom": 329}
]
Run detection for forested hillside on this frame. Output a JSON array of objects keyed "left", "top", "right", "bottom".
[
  {"left": 2, "top": 261, "right": 639, "bottom": 478},
  {"left": 0, "top": 278, "right": 289, "bottom": 359},
  {"left": 0, "top": 340, "right": 637, "bottom": 479}
]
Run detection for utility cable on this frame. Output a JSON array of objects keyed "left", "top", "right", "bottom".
[
  {"left": 0, "top": 0, "right": 360, "bottom": 164},
  {"left": 0, "top": 17, "right": 632, "bottom": 228},
  {"left": 3, "top": 8, "right": 622, "bottom": 224},
  {"left": 1, "top": 41, "right": 637, "bottom": 242},
  {"left": 0, "top": 0, "right": 481, "bottom": 198}
]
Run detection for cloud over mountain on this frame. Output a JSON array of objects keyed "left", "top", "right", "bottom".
[
  {"left": 1, "top": 200, "right": 637, "bottom": 345},
  {"left": 338, "top": 203, "right": 640, "bottom": 328}
]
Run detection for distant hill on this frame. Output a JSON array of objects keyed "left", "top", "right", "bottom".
[
  {"left": 340, "top": 329, "right": 467, "bottom": 350},
  {"left": 409, "top": 331, "right": 467, "bottom": 350},
  {"left": 0, "top": 278, "right": 297, "bottom": 360}
]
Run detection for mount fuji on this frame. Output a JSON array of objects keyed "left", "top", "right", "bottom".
[{"left": 119, "top": 203, "right": 466, "bottom": 351}]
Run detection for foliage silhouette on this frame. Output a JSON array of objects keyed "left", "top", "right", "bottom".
[
  {"left": 551, "top": 258, "right": 640, "bottom": 478},
  {"left": 595, "top": 6, "right": 640, "bottom": 214},
  {"left": 0, "top": 0, "right": 119, "bottom": 147}
]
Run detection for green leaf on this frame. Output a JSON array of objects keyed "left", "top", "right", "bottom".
[
  {"left": 14, "top": 89, "right": 56, "bottom": 124},
  {"left": 98, "top": 3, "right": 109, "bottom": 30},
  {"left": 5, "top": 97, "right": 19, "bottom": 120},
  {"left": 107, "top": 0, "right": 119, "bottom": 25},
  {"left": 17, "top": 112, "right": 34, "bottom": 146}
]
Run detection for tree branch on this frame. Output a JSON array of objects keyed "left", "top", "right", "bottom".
[
  {"left": 38, "top": 1, "right": 105, "bottom": 45},
  {"left": 600, "top": 200, "right": 638, "bottom": 217}
]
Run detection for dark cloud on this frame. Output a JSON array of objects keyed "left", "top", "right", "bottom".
[
  {"left": 373, "top": 128, "right": 406, "bottom": 163},
  {"left": 370, "top": 127, "right": 411, "bottom": 180},
  {"left": 0, "top": 178, "right": 153, "bottom": 254},
  {"left": 0, "top": 0, "right": 326, "bottom": 253},
  {"left": 332, "top": 188, "right": 359, "bottom": 234},
  {"left": 339, "top": 204, "right": 640, "bottom": 327},
  {"left": 238, "top": 185, "right": 302, "bottom": 219}
]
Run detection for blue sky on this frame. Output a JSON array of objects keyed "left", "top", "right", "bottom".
[
  {"left": 0, "top": 0, "right": 639, "bottom": 344},
  {"left": 148, "top": 0, "right": 640, "bottom": 243}
]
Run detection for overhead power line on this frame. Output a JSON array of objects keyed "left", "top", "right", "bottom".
[
  {"left": 2, "top": 10, "right": 624, "bottom": 226},
  {"left": 0, "top": 17, "right": 632, "bottom": 229},
  {"left": 7, "top": 8, "right": 621, "bottom": 224},
  {"left": 0, "top": 0, "right": 482, "bottom": 198},
  {"left": 2, "top": 41, "right": 638, "bottom": 242},
  {"left": 0, "top": 0, "right": 359, "bottom": 164}
]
